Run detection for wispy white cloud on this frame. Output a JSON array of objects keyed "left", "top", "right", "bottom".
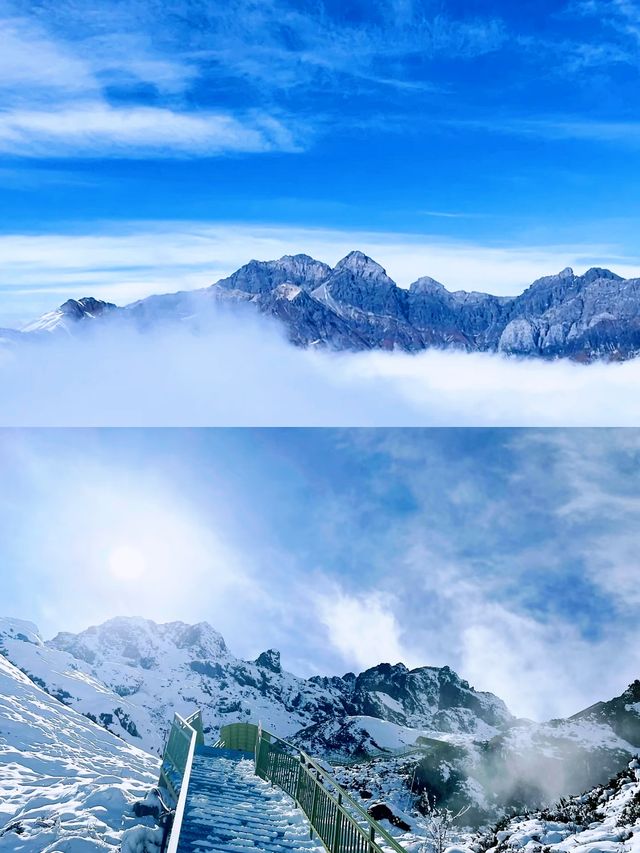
[
  {"left": 571, "top": 0, "right": 640, "bottom": 44},
  {"left": 0, "top": 11, "right": 195, "bottom": 100},
  {"left": 315, "top": 586, "right": 419, "bottom": 671},
  {"left": 0, "top": 104, "right": 298, "bottom": 158},
  {"left": 442, "top": 113, "right": 640, "bottom": 145},
  {"left": 0, "top": 8, "right": 297, "bottom": 158},
  {"left": 0, "top": 15, "right": 95, "bottom": 96}
]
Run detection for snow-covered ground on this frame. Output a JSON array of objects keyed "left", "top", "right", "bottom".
[
  {"left": 0, "top": 654, "right": 161, "bottom": 852},
  {"left": 478, "top": 759, "right": 640, "bottom": 853}
]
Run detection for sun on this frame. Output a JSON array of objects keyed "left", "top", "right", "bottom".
[{"left": 107, "top": 545, "right": 147, "bottom": 582}]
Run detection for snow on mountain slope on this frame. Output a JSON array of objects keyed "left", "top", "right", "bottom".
[
  {"left": 478, "top": 758, "right": 640, "bottom": 853},
  {"left": 0, "top": 653, "right": 160, "bottom": 852},
  {"left": 0, "top": 618, "right": 158, "bottom": 750},
  {"left": 41, "top": 617, "right": 513, "bottom": 754},
  {"left": 22, "top": 297, "right": 119, "bottom": 334},
  {"left": 45, "top": 617, "right": 349, "bottom": 750}
]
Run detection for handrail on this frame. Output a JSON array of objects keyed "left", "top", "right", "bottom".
[
  {"left": 158, "top": 710, "right": 204, "bottom": 853},
  {"left": 157, "top": 713, "right": 411, "bottom": 853},
  {"left": 255, "top": 725, "right": 409, "bottom": 853},
  {"left": 327, "top": 744, "right": 427, "bottom": 767}
]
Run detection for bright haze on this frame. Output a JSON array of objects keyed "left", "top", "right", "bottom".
[
  {"left": 2, "top": 428, "right": 639, "bottom": 721},
  {"left": 2, "top": 1, "right": 640, "bottom": 325}
]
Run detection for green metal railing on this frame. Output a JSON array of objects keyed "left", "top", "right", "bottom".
[
  {"left": 158, "top": 710, "right": 204, "bottom": 853},
  {"left": 327, "top": 744, "right": 427, "bottom": 767},
  {"left": 159, "top": 714, "right": 411, "bottom": 853},
  {"left": 218, "top": 722, "right": 269, "bottom": 753},
  {"left": 253, "top": 724, "right": 409, "bottom": 853}
]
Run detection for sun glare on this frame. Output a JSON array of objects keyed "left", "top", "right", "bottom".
[{"left": 107, "top": 545, "right": 147, "bottom": 582}]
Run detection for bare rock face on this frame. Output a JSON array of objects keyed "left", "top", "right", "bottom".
[{"left": 18, "top": 253, "right": 640, "bottom": 360}]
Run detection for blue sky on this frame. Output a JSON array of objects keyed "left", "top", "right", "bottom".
[
  {"left": 3, "top": 0, "right": 640, "bottom": 325},
  {"left": 1, "top": 427, "right": 639, "bottom": 719}
]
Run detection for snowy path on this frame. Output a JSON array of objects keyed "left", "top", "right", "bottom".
[{"left": 176, "top": 749, "right": 324, "bottom": 853}]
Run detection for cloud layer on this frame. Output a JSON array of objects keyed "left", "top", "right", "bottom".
[{"left": 3, "top": 311, "right": 640, "bottom": 426}]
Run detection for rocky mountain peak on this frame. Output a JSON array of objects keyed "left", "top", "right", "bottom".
[
  {"left": 409, "top": 276, "right": 449, "bottom": 296},
  {"left": 216, "top": 254, "right": 331, "bottom": 295},
  {"left": 59, "top": 297, "right": 117, "bottom": 318},
  {"left": 22, "top": 296, "right": 119, "bottom": 333},
  {"left": 622, "top": 679, "right": 640, "bottom": 703},
  {"left": 17, "top": 250, "right": 640, "bottom": 360},
  {"left": 580, "top": 266, "right": 623, "bottom": 283},
  {"left": 333, "top": 251, "right": 392, "bottom": 283},
  {"left": 254, "top": 648, "right": 282, "bottom": 673}
]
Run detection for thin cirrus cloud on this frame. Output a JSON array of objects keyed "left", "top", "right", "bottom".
[
  {"left": 0, "top": 10, "right": 298, "bottom": 158},
  {"left": 0, "top": 104, "right": 299, "bottom": 158}
]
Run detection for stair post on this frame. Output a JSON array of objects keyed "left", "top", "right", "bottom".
[
  {"left": 294, "top": 755, "right": 303, "bottom": 805},
  {"left": 369, "top": 825, "right": 375, "bottom": 853},
  {"left": 309, "top": 772, "right": 319, "bottom": 838},
  {"left": 332, "top": 793, "right": 342, "bottom": 853}
]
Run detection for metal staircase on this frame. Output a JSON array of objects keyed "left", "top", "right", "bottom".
[{"left": 158, "top": 713, "right": 410, "bottom": 853}]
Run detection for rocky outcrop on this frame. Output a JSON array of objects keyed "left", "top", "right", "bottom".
[{"left": 19, "top": 252, "right": 640, "bottom": 360}]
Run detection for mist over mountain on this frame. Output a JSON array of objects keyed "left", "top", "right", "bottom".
[
  {"left": 1, "top": 616, "right": 638, "bottom": 827},
  {"left": 9, "top": 252, "right": 640, "bottom": 361}
]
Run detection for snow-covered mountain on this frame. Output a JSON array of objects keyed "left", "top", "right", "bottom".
[
  {"left": 1, "top": 616, "right": 638, "bottom": 828},
  {"left": 14, "top": 252, "right": 640, "bottom": 360},
  {"left": 0, "top": 651, "right": 160, "bottom": 852},
  {"left": 0, "top": 617, "right": 510, "bottom": 756},
  {"left": 21, "top": 297, "right": 120, "bottom": 334}
]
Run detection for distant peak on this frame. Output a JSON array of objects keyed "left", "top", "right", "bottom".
[
  {"left": 278, "top": 253, "right": 318, "bottom": 263},
  {"left": 57, "top": 297, "right": 117, "bottom": 320},
  {"left": 255, "top": 648, "right": 281, "bottom": 673},
  {"left": 409, "top": 276, "right": 448, "bottom": 295},
  {"left": 581, "top": 267, "right": 623, "bottom": 283},
  {"left": 558, "top": 267, "right": 574, "bottom": 278},
  {"left": 61, "top": 296, "right": 115, "bottom": 310},
  {"left": 0, "top": 617, "right": 43, "bottom": 646},
  {"left": 334, "top": 251, "right": 391, "bottom": 282}
]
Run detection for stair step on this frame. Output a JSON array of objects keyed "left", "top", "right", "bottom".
[{"left": 175, "top": 755, "right": 320, "bottom": 853}]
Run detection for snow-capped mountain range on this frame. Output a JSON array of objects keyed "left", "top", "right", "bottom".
[
  {"left": 0, "top": 617, "right": 511, "bottom": 755},
  {"left": 6, "top": 252, "right": 640, "bottom": 360},
  {"left": 1, "top": 616, "right": 638, "bottom": 827}
]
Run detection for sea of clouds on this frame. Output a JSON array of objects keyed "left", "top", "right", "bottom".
[{"left": 2, "top": 311, "right": 639, "bottom": 426}]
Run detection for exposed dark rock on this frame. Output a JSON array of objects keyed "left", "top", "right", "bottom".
[
  {"left": 255, "top": 649, "right": 282, "bottom": 673},
  {"left": 20, "top": 252, "right": 640, "bottom": 361},
  {"left": 367, "top": 802, "right": 411, "bottom": 831}
]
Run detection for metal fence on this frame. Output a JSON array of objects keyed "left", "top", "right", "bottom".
[
  {"left": 158, "top": 714, "right": 411, "bottom": 853},
  {"left": 254, "top": 725, "right": 408, "bottom": 853},
  {"left": 158, "top": 710, "right": 204, "bottom": 853}
]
